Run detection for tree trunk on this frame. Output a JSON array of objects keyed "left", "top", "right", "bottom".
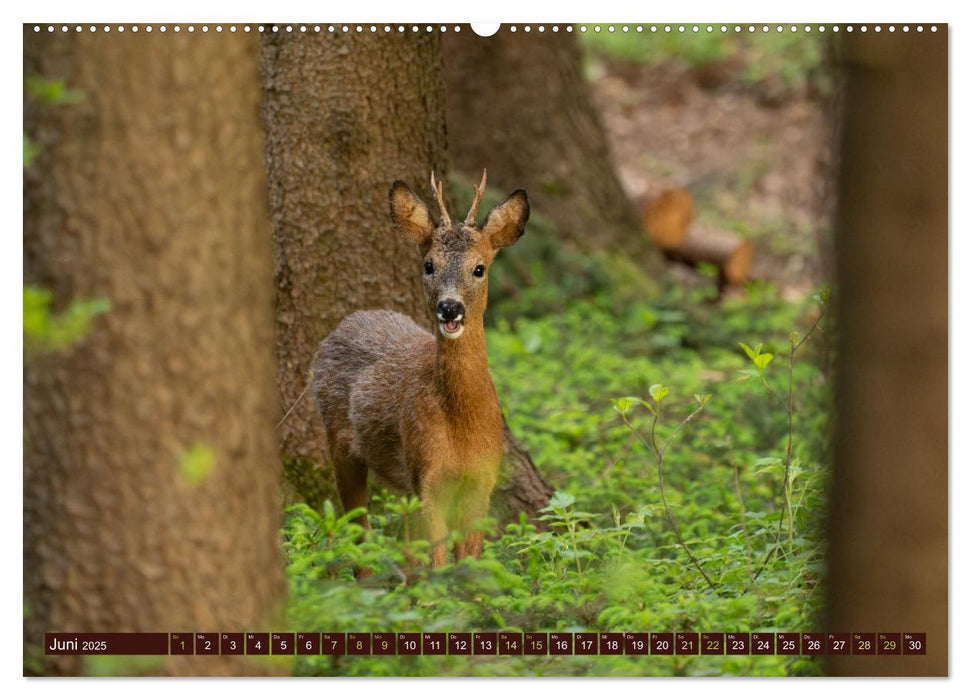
[
  {"left": 825, "top": 27, "right": 947, "bottom": 676},
  {"left": 261, "top": 31, "right": 552, "bottom": 523},
  {"left": 24, "top": 29, "right": 285, "bottom": 676},
  {"left": 442, "top": 26, "right": 664, "bottom": 272}
]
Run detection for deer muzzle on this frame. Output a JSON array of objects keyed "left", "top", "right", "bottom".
[{"left": 436, "top": 299, "right": 465, "bottom": 339}]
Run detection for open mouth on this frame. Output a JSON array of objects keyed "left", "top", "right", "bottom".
[{"left": 438, "top": 317, "right": 465, "bottom": 339}]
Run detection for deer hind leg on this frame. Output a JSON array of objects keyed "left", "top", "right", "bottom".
[
  {"left": 334, "top": 452, "right": 370, "bottom": 529},
  {"left": 332, "top": 451, "right": 372, "bottom": 579}
]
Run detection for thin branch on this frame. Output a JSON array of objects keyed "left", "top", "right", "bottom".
[
  {"left": 622, "top": 411, "right": 718, "bottom": 592},
  {"left": 599, "top": 432, "right": 636, "bottom": 478},
  {"left": 733, "top": 464, "right": 758, "bottom": 587},
  {"left": 754, "top": 303, "right": 826, "bottom": 580}
]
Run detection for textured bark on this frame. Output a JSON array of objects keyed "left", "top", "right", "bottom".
[
  {"left": 262, "top": 31, "right": 552, "bottom": 522},
  {"left": 261, "top": 31, "right": 444, "bottom": 506},
  {"left": 825, "top": 28, "right": 947, "bottom": 676},
  {"left": 443, "top": 27, "right": 664, "bottom": 272},
  {"left": 24, "top": 29, "right": 285, "bottom": 675},
  {"left": 495, "top": 421, "right": 555, "bottom": 525}
]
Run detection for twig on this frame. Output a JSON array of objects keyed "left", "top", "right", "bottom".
[
  {"left": 600, "top": 432, "right": 636, "bottom": 478},
  {"left": 277, "top": 370, "right": 313, "bottom": 428},
  {"left": 623, "top": 407, "right": 718, "bottom": 592},
  {"left": 732, "top": 464, "right": 757, "bottom": 586},
  {"left": 753, "top": 304, "right": 826, "bottom": 580}
]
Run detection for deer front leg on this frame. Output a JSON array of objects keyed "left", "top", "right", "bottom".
[
  {"left": 422, "top": 505, "right": 449, "bottom": 568},
  {"left": 454, "top": 530, "right": 484, "bottom": 561},
  {"left": 454, "top": 486, "right": 491, "bottom": 561}
]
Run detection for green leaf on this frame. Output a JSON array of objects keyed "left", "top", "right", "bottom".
[
  {"left": 24, "top": 285, "right": 111, "bottom": 352},
  {"left": 739, "top": 342, "right": 759, "bottom": 361},
  {"left": 178, "top": 442, "right": 216, "bottom": 485},
  {"left": 694, "top": 393, "right": 712, "bottom": 408},
  {"left": 23, "top": 286, "right": 52, "bottom": 338},
  {"left": 611, "top": 396, "right": 638, "bottom": 416},
  {"left": 754, "top": 352, "right": 774, "bottom": 371},
  {"left": 23, "top": 133, "right": 41, "bottom": 167},
  {"left": 26, "top": 75, "right": 85, "bottom": 105},
  {"left": 649, "top": 383, "right": 669, "bottom": 404},
  {"left": 546, "top": 491, "right": 576, "bottom": 510}
]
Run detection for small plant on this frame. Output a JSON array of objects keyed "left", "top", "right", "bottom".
[
  {"left": 738, "top": 289, "right": 827, "bottom": 578},
  {"left": 614, "top": 386, "right": 715, "bottom": 590}
]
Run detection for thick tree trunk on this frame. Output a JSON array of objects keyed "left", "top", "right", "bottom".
[
  {"left": 261, "top": 31, "right": 552, "bottom": 522},
  {"left": 826, "top": 28, "right": 947, "bottom": 676},
  {"left": 23, "top": 29, "right": 285, "bottom": 675},
  {"left": 495, "top": 420, "right": 555, "bottom": 525},
  {"left": 443, "top": 26, "right": 664, "bottom": 273}
]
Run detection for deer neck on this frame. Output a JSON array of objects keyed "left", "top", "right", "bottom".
[{"left": 435, "top": 317, "right": 499, "bottom": 428}]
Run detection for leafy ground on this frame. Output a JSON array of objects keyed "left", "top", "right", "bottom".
[
  {"left": 282, "top": 265, "right": 831, "bottom": 676},
  {"left": 281, "top": 31, "right": 834, "bottom": 677}
]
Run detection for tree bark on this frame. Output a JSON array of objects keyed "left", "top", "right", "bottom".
[
  {"left": 442, "top": 26, "right": 664, "bottom": 273},
  {"left": 24, "top": 28, "right": 285, "bottom": 675},
  {"left": 825, "top": 27, "right": 947, "bottom": 677},
  {"left": 261, "top": 31, "right": 552, "bottom": 522}
]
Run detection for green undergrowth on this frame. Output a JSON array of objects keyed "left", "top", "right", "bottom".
[
  {"left": 579, "top": 28, "right": 832, "bottom": 96},
  {"left": 282, "top": 232, "right": 831, "bottom": 676}
]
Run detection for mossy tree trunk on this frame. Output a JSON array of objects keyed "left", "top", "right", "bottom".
[
  {"left": 261, "top": 31, "right": 552, "bottom": 522},
  {"left": 826, "top": 27, "right": 947, "bottom": 677},
  {"left": 24, "top": 28, "right": 285, "bottom": 675}
]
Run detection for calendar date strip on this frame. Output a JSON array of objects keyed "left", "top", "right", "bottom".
[{"left": 46, "top": 631, "right": 926, "bottom": 656}]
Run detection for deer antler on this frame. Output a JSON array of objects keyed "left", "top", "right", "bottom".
[
  {"left": 430, "top": 171, "right": 452, "bottom": 228},
  {"left": 464, "top": 169, "right": 488, "bottom": 225}
]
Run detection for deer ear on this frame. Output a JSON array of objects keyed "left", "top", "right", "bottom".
[
  {"left": 482, "top": 189, "right": 529, "bottom": 249},
  {"left": 389, "top": 181, "right": 434, "bottom": 244}
]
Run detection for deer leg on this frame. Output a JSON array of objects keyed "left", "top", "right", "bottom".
[
  {"left": 334, "top": 453, "right": 369, "bottom": 529},
  {"left": 455, "top": 488, "right": 491, "bottom": 561},
  {"left": 422, "top": 505, "right": 449, "bottom": 568},
  {"left": 333, "top": 453, "right": 371, "bottom": 578}
]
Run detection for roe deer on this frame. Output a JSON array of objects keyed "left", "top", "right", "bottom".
[{"left": 311, "top": 170, "right": 529, "bottom": 569}]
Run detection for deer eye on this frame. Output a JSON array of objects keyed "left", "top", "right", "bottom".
[
  {"left": 473, "top": 264, "right": 485, "bottom": 278},
  {"left": 424, "top": 260, "right": 434, "bottom": 275}
]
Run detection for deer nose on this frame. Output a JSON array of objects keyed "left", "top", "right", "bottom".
[{"left": 437, "top": 299, "right": 465, "bottom": 322}]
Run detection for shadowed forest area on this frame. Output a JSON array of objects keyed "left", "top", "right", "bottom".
[{"left": 23, "top": 24, "right": 946, "bottom": 678}]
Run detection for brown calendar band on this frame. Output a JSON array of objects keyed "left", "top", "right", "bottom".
[
  {"left": 44, "top": 632, "right": 927, "bottom": 655},
  {"left": 45, "top": 633, "right": 168, "bottom": 655}
]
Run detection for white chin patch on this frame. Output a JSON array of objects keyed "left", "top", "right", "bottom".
[{"left": 439, "top": 321, "right": 465, "bottom": 339}]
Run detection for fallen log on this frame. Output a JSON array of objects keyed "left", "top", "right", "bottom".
[{"left": 641, "top": 187, "right": 754, "bottom": 287}]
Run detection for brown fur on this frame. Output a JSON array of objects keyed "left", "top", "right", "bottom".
[{"left": 312, "top": 176, "right": 529, "bottom": 569}]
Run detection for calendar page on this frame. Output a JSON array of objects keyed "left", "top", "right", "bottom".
[{"left": 23, "top": 19, "right": 947, "bottom": 679}]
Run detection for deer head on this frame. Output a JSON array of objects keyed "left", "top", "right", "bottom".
[{"left": 389, "top": 170, "right": 529, "bottom": 340}]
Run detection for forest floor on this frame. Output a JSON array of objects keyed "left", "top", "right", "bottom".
[
  {"left": 282, "top": 35, "right": 834, "bottom": 678},
  {"left": 587, "top": 48, "right": 836, "bottom": 298}
]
